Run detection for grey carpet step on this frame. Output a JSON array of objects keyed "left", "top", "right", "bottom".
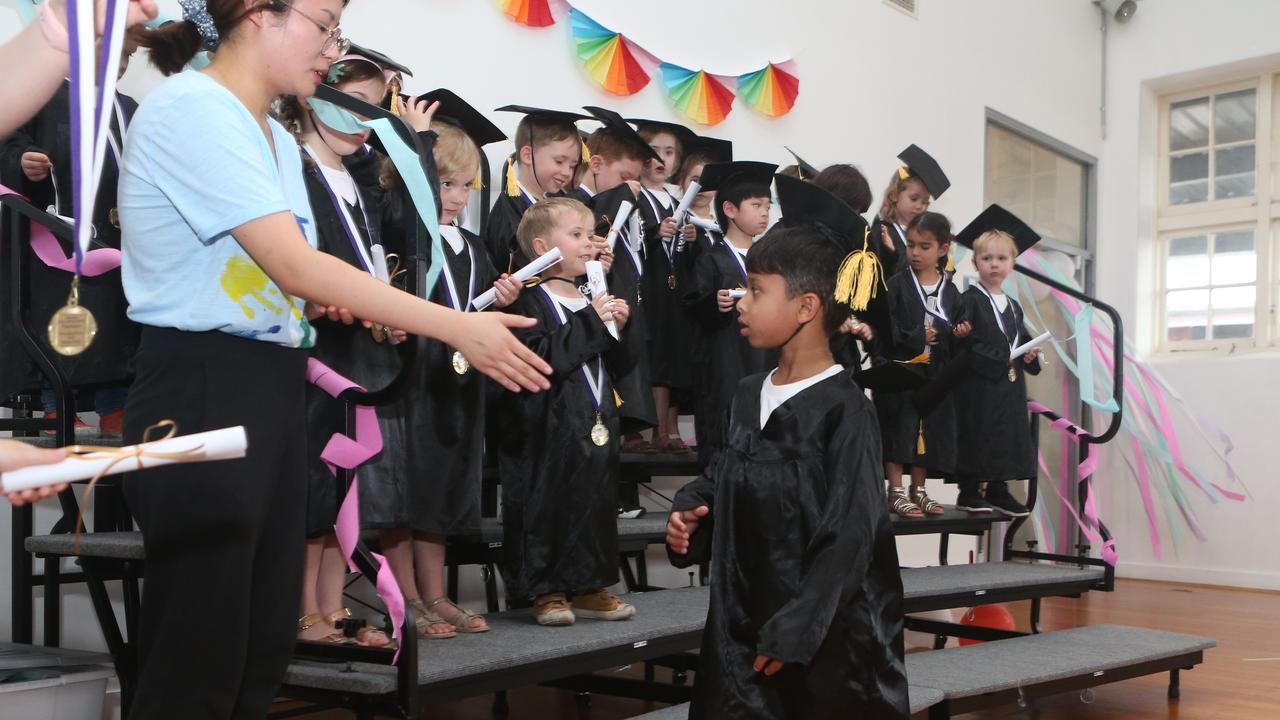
[
  {"left": 283, "top": 586, "right": 711, "bottom": 696},
  {"left": 905, "top": 624, "right": 1215, "bottom": 700},
  {"left": 902, "top": 561, "right": 1106, "bottom": 609},
  {"left": 624, "top": 681, "right": 947, "bottom": 719}
]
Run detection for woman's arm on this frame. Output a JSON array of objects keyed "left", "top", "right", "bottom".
[
  {"left": 0, "top": 0, "right": 157, "bottom": 138},
  {"left": 233, "top": 211, "right": 551, "bottom": 392}
]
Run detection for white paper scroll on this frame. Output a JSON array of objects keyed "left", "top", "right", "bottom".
[
  {"left": 1010, "top": 331, "right": 1052, "bottom": 360},
  {"left": 472, "top": 247, "right": 563, "bottom": 310},
  {"left": 585, "top": 260, "right": 618, "bottom": 339},
  {"left": 604, "top": 200, "right": 634, "bottom": 252},
  {"left": 672, "top": 182, "right": 700, "bottom": 227}
]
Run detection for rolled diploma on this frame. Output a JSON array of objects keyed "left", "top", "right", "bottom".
[
  {"left": 1010, "top": 331, "right": 1052, "bottom": 360},
  {"left": 472, "top": 247, "right": 563, "bottom": 310},
  {"left": 0, "top": 426, "right": 249, "bottom": 494},
  {"left": 585, "top": 260, "right": 618, "bottom": 339},
  {"left": 604, "top": 200, "right": 634, "bottom": 252},
  {"left": 689, "top": 215, "right": 720, "bottom": 233},
  {"left": 369, "top": 244, "right": 392, "bottom": 283},
  {"left": 727, "top": 288, "right": 747, "bottom": 299},
  {"left": 672, "top": 182, "right": 700, "bottom": 226}
]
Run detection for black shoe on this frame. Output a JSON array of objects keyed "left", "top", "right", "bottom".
[
  {"left": 955, "top": 493, "right": 994, "bottom": 513},
  {"left": 984, "top": 486, "right": 1030, "bottom": 517}
]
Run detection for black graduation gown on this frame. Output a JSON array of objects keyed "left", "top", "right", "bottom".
[
  {"left": 953, "top": 287, "right": 1041, "bottom": 482},
  {"left": 300, "top": 154, "right": 411, "bottom": 537},
  {"left": 494, "top": 286, "right": 637, "bottom": 598},
  {"left": 869, "top": 216, "right": 909, "bottom": 277},
  {"left": 0, "top": 83, "right": 139, "bottom": 399},
  {"left": 637, "top": 187, "right": 696, "bottom": 391},
  {"left": 587, "top": 184, "right": 658, "bottom": 433},
  {"left": 683, "top": 237, "right": 777, "bottom": 466},
  {"left": 873, "top": 270, "right": 965, "bottom": 473},
  {"left": 670, "top": 370, "right": 909, "bottom": 720},
  {"left": 403, "top": 225, "right": 495, "bottom": 534},
  {"left": 482, "top": 190, "right": 532, "bottom": 274}
]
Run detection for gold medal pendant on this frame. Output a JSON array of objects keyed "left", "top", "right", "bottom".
[
  {"left": 48, "top": 277, "right": 97, "bottom": 356},
  {"left": 371, "top": 325, "right": 387, "bottom": 343},
  {"left": 451, "top": 350, "right": 471, "bottom": 376},
  {"left": 1008, "top": 367, "right": 1017, "bottom": 383},
  {"left": 590, "top": 412, "right": 610, "bottom": 447},
  {"left": 667, "top": 274, "right": 677, "bottom": 290}
]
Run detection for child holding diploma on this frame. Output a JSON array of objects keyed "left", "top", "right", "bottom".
[
  {"left": 495, "top": 197, "right": 638, "bottom": 626},
  {"left": 667, "top": 175, "right": 909, "bottom": 719},
  {"left": 951, "top": 205, "right": 1043, "bottom": 517},
  {"left": 120, "top": 3, "right": 549, "bottom": 715},
  {"left": 875, "top": 211, "right": 970, "bottom": 517}
]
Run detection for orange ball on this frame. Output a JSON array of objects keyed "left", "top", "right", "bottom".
[{"left": 958, "top": 604, "right": 1016, "bottom": 646}]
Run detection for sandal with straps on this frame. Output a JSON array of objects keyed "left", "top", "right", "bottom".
[
  {"left": 297, "top": 612, "right": 349, "bottom": 645},
  {"left": 910, "top": 487, "right": 946, "bottom": 515},
  {"left": 888, "top": 487, "right": 924, "bottom": 518},
  {"left": 427, "top": 596, "right": 490, "bottom": 634},
  {"left": 324, "top": 608, "right": 394, "bottom": 648},
  {"left": 407, "top": 598, "right": 457, "bottom": 639}
]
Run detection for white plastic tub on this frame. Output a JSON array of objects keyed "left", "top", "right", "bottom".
[{"left": 0, "top": 665, "right": 113, "bottom": 720}]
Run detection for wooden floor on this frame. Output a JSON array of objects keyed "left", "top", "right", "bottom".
[{"left": 287, "top": 578, "right": 1280, "bottom": 720}]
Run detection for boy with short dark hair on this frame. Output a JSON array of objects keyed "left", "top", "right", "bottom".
[{"left": 667, "top": 175, "right": 910, "bottom": 719}]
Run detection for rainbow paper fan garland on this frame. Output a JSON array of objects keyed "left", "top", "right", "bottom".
[
  {"left": 499, "top": 0, "right": 569, "bottom": 28},
  {"left": 569, "top": 9, "right": 659, "bottom": 96},
  {"left": 737, "top": 60, "right": 800, "bottom": 117},
  {"left": 659, "top": 63, "right": 737, "bottom": 126}
]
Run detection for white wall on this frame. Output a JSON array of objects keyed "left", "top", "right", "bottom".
[{"left": 1095, "top": 0, "right": 1280, "bottom": 590}]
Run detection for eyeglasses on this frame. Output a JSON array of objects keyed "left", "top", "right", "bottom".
[{"left": 282, "top": 2, "right": 349, "bottom": 56}]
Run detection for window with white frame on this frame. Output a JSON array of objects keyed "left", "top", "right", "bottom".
[{"left": 1157, "top": 74, "right": 1276, "bottom": 351}]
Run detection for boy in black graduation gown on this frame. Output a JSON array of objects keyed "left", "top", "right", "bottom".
[
  {"left": 667, "top": 175, "right": 909, "bottom": 720},
  {"left": 483, "top": 105, "right": 592, "bottom": 273},
  {"left": 682, "top": 161, "right": 780, "bottom": 467},
  {"left": 0, "top": 32, "right": 142, "bottom": 435},
  {"left": 495, "top": 197, "right": 640, "bottom": 625},
  {"left": 949, "top": 205, "right": 1043, "bottom": 517},
  {"left": 871, "top": 144, "right": 950, "bottom": 277}
]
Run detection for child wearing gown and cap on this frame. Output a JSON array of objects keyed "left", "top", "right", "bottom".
[
  {"left": 871, "top": 144, "right": 950, "bottom": 277},
  {"left": 667, "top": 175, "right": 909, "bottom": 719}
]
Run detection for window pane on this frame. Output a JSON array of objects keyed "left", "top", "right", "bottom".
[
  {"left": 1167, "top": 235, "right": 1208, "bottom": 289},
  {"left": 984, "top": 123, "right": 1085, "bottom": 246},
  {"left": 1167, "top": 288, "right": 1209, "bottom": 341},
  {"left": 1170, "top": 152, "right": 1209, "bottom": 182},
  {"left": 1214, "top": 144, "right": 1256, "bottom": 199},
  {"left": 1170, "top": 181, "right": 1209, "bottom": 205},
  {"left": 1214, "top": 88, "right": 1256, "bottom": 144},
  {"left": 1210, "top": 285, "right": 1255, "bottom": 339},
  {"left": 1169, "top": 235, "right": 1208, "bottom": 256},
  {"left": 1170, "top": 97, "right": 1210, "bottom": 151},
  {"left": 1211, "top": 230, "right": 1256, "bottom": 285}
]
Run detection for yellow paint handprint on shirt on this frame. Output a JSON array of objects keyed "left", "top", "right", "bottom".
[{"left": 221, "top": 255, "right": 282, "bottom": 320}]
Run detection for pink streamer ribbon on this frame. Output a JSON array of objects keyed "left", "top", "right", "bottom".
[
  {"left": 306, "top": 357, "right": 405, "bottom": 661},
  {"left": 0, "top": 183, "right": 121, "bottom": 276},
  {"left": 1027, "top": 400, "right": 1118, "bottom": 565}
]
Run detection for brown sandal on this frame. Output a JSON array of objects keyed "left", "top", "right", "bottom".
[
  {"left": 297, "top": 612, "right": 348, "bottom": 644},
  {"left": 427, "top": 597, "right": 489, "bottom": 633},
  {"left": 888, "top": 487, "right": 924, "bottom": 518},
  {"left": 323, "top": 608, "right": 394, "bottom": 648},
  {"left": 910, "top": 487, "right": 946, "bottom": 515},
  {"left": 407, "top": 598, "right": 457, "bottom": 639}
]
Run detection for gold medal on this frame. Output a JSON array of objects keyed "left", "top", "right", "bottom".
[
  {"left": 48, "top": 277, "right": 97, "bottom": 356},
  {"left": 668, "top": 274, "right": 677, "bottom": 290},
  {"left": 1008, "top": 367, "right": 1017, "bottom": 383},
  {"left": 590, "top": 412, "right": 610, "bottom": 447},
  {"left": 451, "top": 350, "right": 470, "bottom": 375},
  {"left": 108, "top": 208, "right": 120, "bottom": 228},
  {"left": 371, "top": 325, "right": 387, "bottom": 343}
]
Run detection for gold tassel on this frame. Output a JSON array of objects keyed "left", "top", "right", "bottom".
[
  {"left": 900, "top": 352, "right": 931, "bottom": 365},
  {"left": 897, "top": 165, "right": 910, "bottom": 181},
  {"left": 388, "top": 77, "right": 402, "bottom": 116},
  {"left": 916, "top": 420, "right": 926, "bottom": 455},
  {"left": 834, "top": 226, "right": 887, "bottom": 311},
  {"left": 945, "top": 252, "right": 955, "bottom": 273},
  {"left": 505, "top": 154, "right": 520, "bottom": 198},
  {"left": 473, "top": 166, "right": 484, "bottom": 191},
  {"left": 581, "top": 140, "right": 591, "bottom": 165},
  {"left": 613, "top": 390, "right": 624, "bottom": 408}
]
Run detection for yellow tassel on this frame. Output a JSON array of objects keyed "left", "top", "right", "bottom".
[
  {"left": 945, "top": 252, "right": 955, "bottom": 273},
  {"left": 505, "top": 154, "right": 520, "bottom": 198},
  {"left": 916, "top": 420, "right": 926, "bottom": 455},
  {"left": 613, "top": 390, "right": 624, "bottom": 408},
  {"left": 388, "top": 78, "right": 402, "bottom": 116},
  {"left": 897, "top": 165, "right": 910, "bottom": 181},
  {"left": 473, "top": 166, "right": 484, "bottom": 191},
  {"left": 834, "top": 226, "right": 887, "bottom": 311},
  {"left": 901, "top": 352, "right": 931, "bottom": 365},
  {"left": 581, "top": 141, "right": 591, "bottom": 165}
]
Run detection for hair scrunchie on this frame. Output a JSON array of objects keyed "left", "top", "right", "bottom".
[{"left": 179, "top": 0, "right": 220, "bottom": 50}]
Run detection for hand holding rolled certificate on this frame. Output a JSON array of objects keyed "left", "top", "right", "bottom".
[
  {"left": 0, "top": 427, "right": 249, "bottom": 494},
  {"left": 1010, "top": 331, "right": 1052, "bottom": 360},
  {"left": 672, "top": 182, "right": 700, "bottom": 226},
  {"left": 688, "top": 215, "right": 720, "bottom": 233},
  {"left": 472, "top": 248, "right": 563, "bottom": 310},
  {"left": 604, "top": 200, "right": 634, "bottom": 251},
  {"left": 369, "top": 244, "right": 392, "bottom": 283},
  {"left": 585, "top": 260, "right": 618, "bottom": 339}
]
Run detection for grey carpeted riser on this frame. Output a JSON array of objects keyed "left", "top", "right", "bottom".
[
  {"left": 624, "top": 683, "right": 947, "bottom": 719},
  {"left": 905, "top": 624, "right": 1215, "bottom": 698},
  {"left": 901, "top": 561, "right": 1105, "bottom": 600},
  {"left": 285, "top": 586, "right": 712, "bottom": 695}
]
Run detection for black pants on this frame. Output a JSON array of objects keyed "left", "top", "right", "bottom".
[{"left": 122, "top": 327, "right": 308, "bottom": 720}]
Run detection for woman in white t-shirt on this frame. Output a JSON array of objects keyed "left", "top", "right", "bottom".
[{"left": 120, "top": 2, "right": 550, "bottom": 717}]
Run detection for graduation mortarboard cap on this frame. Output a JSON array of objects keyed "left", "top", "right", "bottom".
[
  {"left": 954, "top": 203, "right": 1041, "bottom": 255},
  {"left": 784, "top": 146, "right": 820, "bottom": 180},
  {"left": 854, "top": 362, "right": 929, "bottom": 394},
  {"left": 697, "top": 161, "right": 778, "bottom": 194},
  {"left": 414, "top": 89, "right": 506, "bottom": 147},
  {"left": 337, "top": 43, "right": 413, "bottom": 79},
  {"left": 625, "top": 117, "right": 698, "bottom": 150},
  {"left": 581, "top": 106, "right": 661, "bottom": 161},
  {"left": 896, "top": 144, "right": 950, "bottom": 199},
  {"left": 495, "top": 105, "right": 595, "bottom": 125},
  {"left": 686, "top": 136, "right": 733, "bottom": 164}
]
